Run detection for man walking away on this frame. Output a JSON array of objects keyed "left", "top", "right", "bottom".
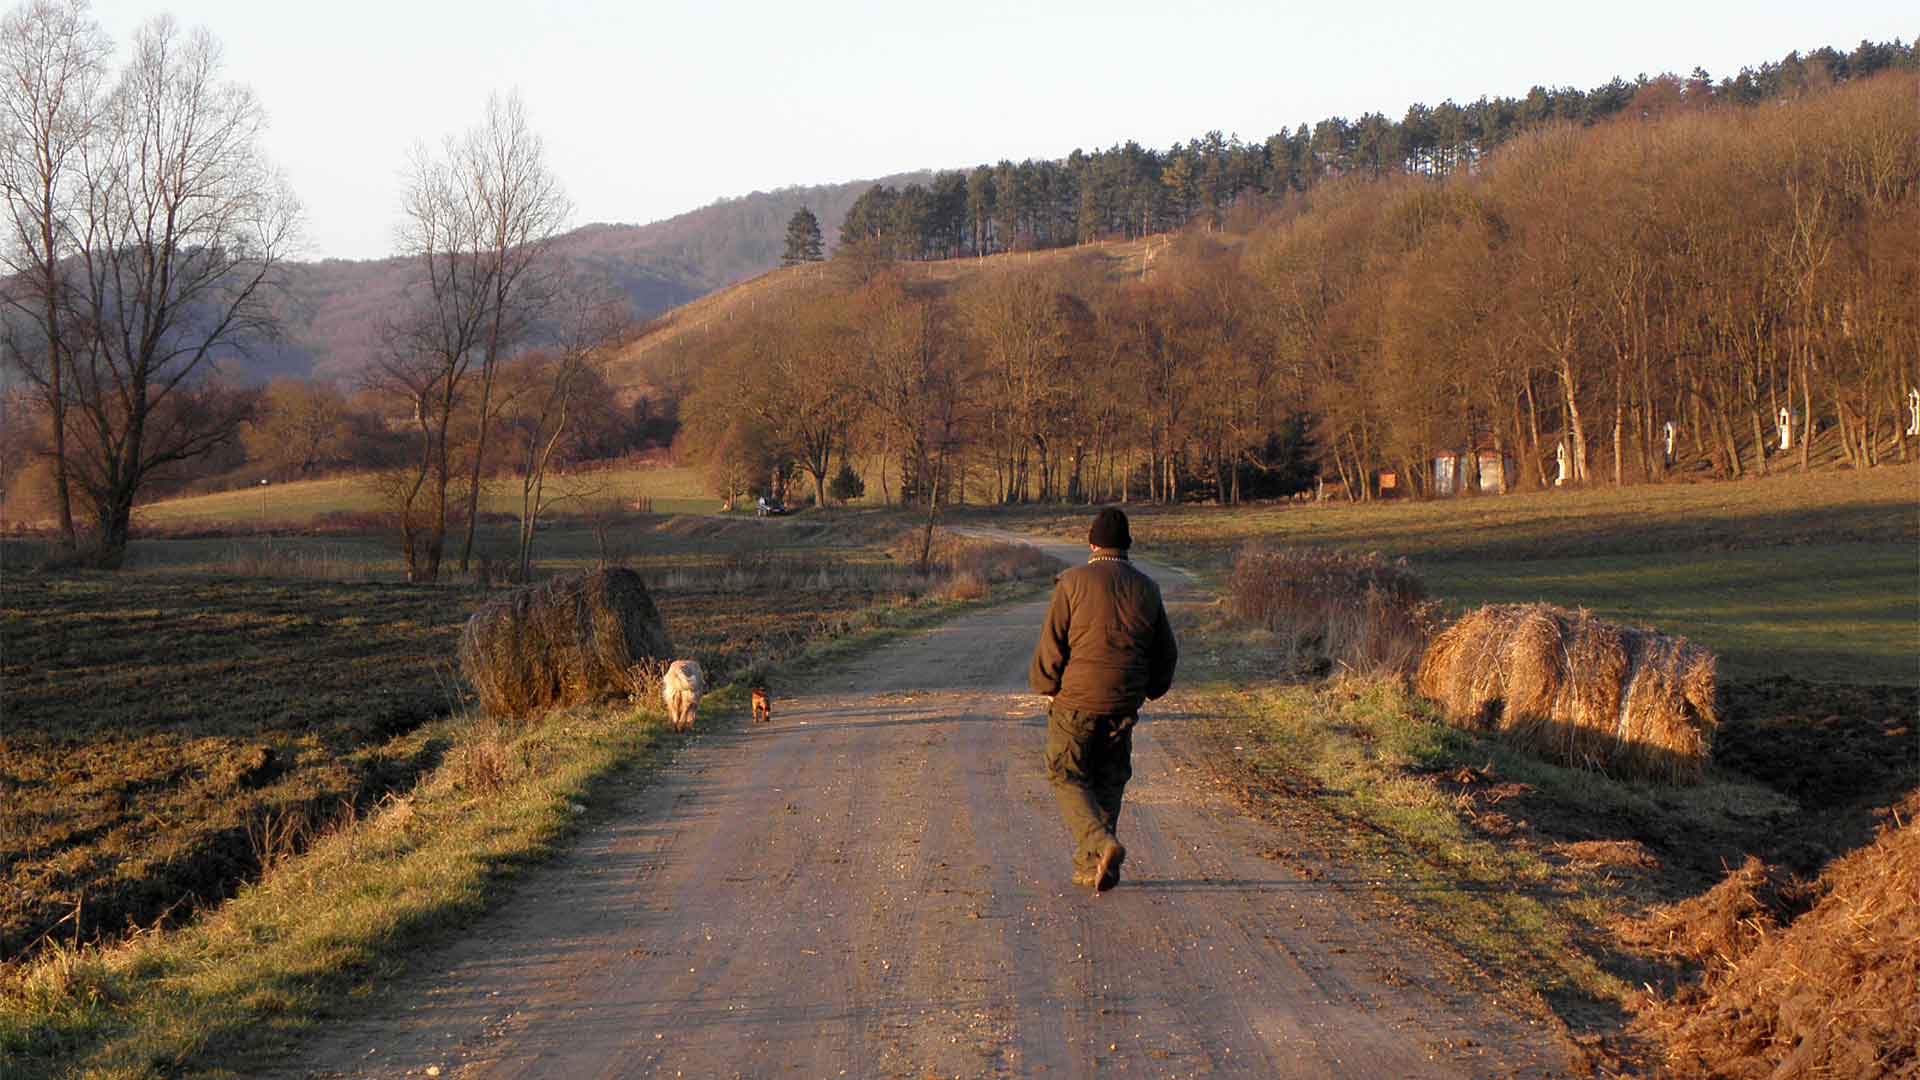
[{"left": 1028, "top": 508, "right": 1178, "bottom": 893}]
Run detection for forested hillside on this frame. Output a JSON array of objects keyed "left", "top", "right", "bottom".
[
  {"left": 643, "top": 67, "right": 1918, "bottom": 509},
  {"left": 221, "top": 39, "right": 1917, "bottom": 387},
  {"left": 830, "top": 40, "right": 1914, "bottom": 258}
]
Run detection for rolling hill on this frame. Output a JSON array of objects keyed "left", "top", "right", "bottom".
[
  {"left": 270, "top": 170, "right": 935, "bottom": 385},
  {"left": 597, "top": 235, "right": 1164, "bottom": 404}
]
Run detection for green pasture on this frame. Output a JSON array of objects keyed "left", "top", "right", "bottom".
[
  {"left": 1117, "top": 466, "right": 1918, "bottom": 687},
  {"left": 1423, "top": 543, "right": 1918, "bottom": 686},
  {"left": 1118, "top": 464, "right": 1919, "bottom": 566},
  {"left": 133, "top": 465, "right": 722, "bottom": 527}
]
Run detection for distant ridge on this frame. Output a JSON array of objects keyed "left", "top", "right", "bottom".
[{"left": 273, "top": 170, "right": 935, "bottom": 384}]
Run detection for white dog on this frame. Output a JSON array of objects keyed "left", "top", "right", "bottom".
[{"left": 662, "top": 659, "right": 706, "bottom": 732}]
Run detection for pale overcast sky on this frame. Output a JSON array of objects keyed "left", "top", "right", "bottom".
[{"left": 82, "top": 0, "right": 1917, "bottom": 261}]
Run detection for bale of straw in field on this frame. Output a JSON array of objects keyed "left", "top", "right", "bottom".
[
  {"left": 1415, "top": 603, "right": 1718, "bottom": 784},
  {"left": 459, "top": 567, "right": 674, "bottom": 718},
  {"left": 1635, "top": 792, "right": 1919, "bottom": 1078}
]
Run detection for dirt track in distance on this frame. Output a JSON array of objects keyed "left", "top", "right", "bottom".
[{"left": 289, "top": 537, "right": 1576, "bottom": 1078}]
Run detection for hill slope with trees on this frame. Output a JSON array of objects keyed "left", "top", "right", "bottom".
[
  {"left": 630, "top": 66, "right": 1918, "bottom": 510},
  {"left": 7, "top": 31, "right": 1910, "bottom": 536},
  {"left": 206, "top": 38, "right": 1920, "bottom": 389}
]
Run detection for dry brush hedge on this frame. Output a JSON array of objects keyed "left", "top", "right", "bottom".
[
  {"left": 459, "top": 568, "right": 674, "bottom": 718},
  {"left": 1415, "top": 603, "right": 1719, "bottom": 784},
  {"left": 1227, "top": 545, "right": 1442, "bottom": 679}
]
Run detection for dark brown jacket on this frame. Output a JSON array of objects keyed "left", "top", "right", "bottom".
[{"left": 1028, "top": 550, "right": 1178, "bottom": 715}]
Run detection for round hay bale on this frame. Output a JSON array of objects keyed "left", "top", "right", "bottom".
[
  {"left": 1498, "top": 604, "right": 1571, "bottom": 729},
  {"left": 1416, "top": 602, "right": 1719, "bottom": 785},
  {"left": 1417, "top": 605, "right": 1523, "bottom": 730},
  {"left": 458, "top": 568, "right": 674, "bottom": 719},
  {"left": 1612, "top": 631, "right": 1720, "bottom": 785}
]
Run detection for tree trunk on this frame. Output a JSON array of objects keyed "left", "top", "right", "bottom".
[
  {"left": 421, "top": 392, "right": 456, "bottom": 583},
  {"left": 95, "top": 492, "right": 133, "bottom": 569},
  {"left": 915, "top": 470, "right": 942, "bottom": 573},
  {"left": 1524, "top": 376, "right": 1548, "bottom": 488},
  {"left": 1612, "top": 367, "right": 1626, "bottom": 486},
  {"left": 1559, "top": 359, "right": 1589, "bottom": 485},
  {"left": 1864, "top": 393, "right": 1881, "bottom": 468},
  {"left": 1798, "top": 357, "right": 1813, "bottom": 472},
  {"left": 458, "top": 361, "right": 500, "bottom": 573},
  {"left": 1717, "top": 400, "right": 1743, "bottom": 480},
  {"left": 41, "top": 274, "right": 77, "bottom": 548}
]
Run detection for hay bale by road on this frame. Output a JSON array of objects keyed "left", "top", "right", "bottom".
[
  {"left": 1415, "top": 603, "right": 1718, "bottom": 784},
  {"left": 459, "top": 568, "right": 674, "bottom": 718}
]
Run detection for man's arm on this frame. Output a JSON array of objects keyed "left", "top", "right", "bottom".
[
  {"left": 1028, "top": 584, "right": 1072, "bottom": 696},
  {"left": 1144, "top": 597, "right": 1177, "bottom": 701}
]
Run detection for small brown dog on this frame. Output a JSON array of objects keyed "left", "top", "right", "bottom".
[{"left": 750, "top": 686, "right": 772, "bottom": 724}]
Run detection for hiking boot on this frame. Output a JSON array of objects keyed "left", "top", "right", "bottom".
[{"left": 1093, "top": 841, "right": 1126, "bottom": 893}]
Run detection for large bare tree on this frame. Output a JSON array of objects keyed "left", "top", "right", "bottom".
[
  {"left": 46, "top": 15, "right": 295, "bottom": 562},
  {"left": 0, "top": 0, "right": 110, "bottom": 548}
]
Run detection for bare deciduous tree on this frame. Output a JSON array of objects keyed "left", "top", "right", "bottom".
[
  {"left": 387, "top": 91, "right": 569, "bottom": 582},
  {"left": 0, "top": 0, "right": 110, "bottom": 548},
  {"left": 45, "top": 15, "right": 295, "bottom": 562}
]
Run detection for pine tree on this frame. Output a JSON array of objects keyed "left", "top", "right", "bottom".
[{"left": 783, "top": 207, "right": 824, "bottom": 265}]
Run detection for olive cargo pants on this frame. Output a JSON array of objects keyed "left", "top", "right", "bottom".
[{"left": 1043, "top": 703, "right": 1136, "bottom": 872}]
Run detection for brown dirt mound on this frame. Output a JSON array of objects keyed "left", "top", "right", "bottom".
[
  {"left": 1617, "top": 856, "right": 1811, "bottom": 967},
  {"left": 1415, "top": 603, "right": 1718, "bottom": 784},
  {"left": 1635, "top": 793, "right": 1920, "bottom": 1078},
  {"left": 459, "top": 568, "right": 674, "bottom": 718}
]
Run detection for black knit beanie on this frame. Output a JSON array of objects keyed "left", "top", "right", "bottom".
[{"left": 1088, "top": 507, "right": 1131, "bottom": 550}]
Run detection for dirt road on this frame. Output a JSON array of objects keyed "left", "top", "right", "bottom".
[{"left": 292, "top": 539, "right": 1573, "bottom": 1078}]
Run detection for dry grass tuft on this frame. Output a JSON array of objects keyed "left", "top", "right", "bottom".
[
  {"left": 458, "top": 568, "right": 675, "bottom": 718},
  {"left": 625, "top": 658, "right": 668, "bottom": 714},
  {"left": 198, "top": 539, "right": 385, "bottom": 582},
  {"left": 1227, "top": 545, "right": 1442, "bottom": 679},
  {"left": 1634, "top": 793, "right": 1920, "bottom": 1078},
  {"left": 1416, "top": 603, "right": 1719, "bottom": 784},
  {"left": 939, "top": 569, "right": 991, "bottom": 602},
  {"left": 445, "top": 723, "right": 514, "bottom": 795}
]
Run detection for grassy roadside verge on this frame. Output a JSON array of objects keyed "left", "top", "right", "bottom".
[
  {"left": 0, "top": 580, "right": 1044, "bottom": 1080},
  {"left": 1170, "top": 602, "right": 1914, "bottom": 1072},
  {"left": 1175, "top": 620, "right": 1635, "bottom": 998}
]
